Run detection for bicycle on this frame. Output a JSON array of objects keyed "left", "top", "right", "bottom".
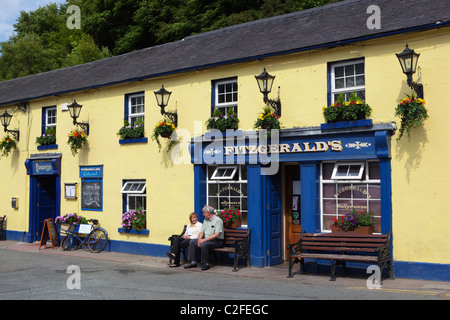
[{"left": 58, "top": 219, "right": 108, "bottom": 253}]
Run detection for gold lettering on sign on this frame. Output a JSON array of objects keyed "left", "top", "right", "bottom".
[{"left": 223, "top": 140, "right": 344, "bottom": 155}]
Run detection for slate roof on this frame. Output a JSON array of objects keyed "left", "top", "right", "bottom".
[{"left": 0, "top": 0, "right": 449, "bottom": 106}]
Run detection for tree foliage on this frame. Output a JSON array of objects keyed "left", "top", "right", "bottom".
[{"left": 0, "top": 0, "right": 339, "bottom": 80}]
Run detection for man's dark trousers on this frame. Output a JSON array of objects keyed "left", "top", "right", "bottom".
[{"left": 188, "top": 239, "right": 223, "bottom": 266}]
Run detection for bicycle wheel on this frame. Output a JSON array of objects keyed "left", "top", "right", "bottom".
[
  {"left": 88, "top": 228, "right": 108, "bottom": 253},
  {"left": 61, "top": 235, "right": 72, "bottom": 251}
]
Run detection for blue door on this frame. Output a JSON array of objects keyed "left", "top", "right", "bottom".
[
  {"left": 266, "top": 172, "right": 283, "bottom": 266},
  {"left": 36, "top": 176, "right": 56, "bottom": 241}
]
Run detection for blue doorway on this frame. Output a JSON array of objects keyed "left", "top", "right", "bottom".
[
  {"left": 265, "top": 171, "right": 283, "bottom": 266},
  {"left": 25, "top": 155, "right": 61, "bottom": 243},
  {"left": 35, "top": 176, "right": 57, "bottom": 241}
]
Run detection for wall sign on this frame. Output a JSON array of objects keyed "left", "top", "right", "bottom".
[{"left": 80, "top": 165, "right": 103, "bottom": 211}]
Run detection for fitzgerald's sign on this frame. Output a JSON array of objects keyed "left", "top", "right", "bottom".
[{"left": 224, "top": 140, "right": 344, "bottom": 155}]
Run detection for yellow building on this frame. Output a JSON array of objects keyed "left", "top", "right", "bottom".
[{"left": 0, "top": 0, "right": 449, "bottom": 281}]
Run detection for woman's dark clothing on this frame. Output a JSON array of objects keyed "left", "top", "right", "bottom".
[{"left": 170, "top": 237, "right": 191, "bottom": 265}]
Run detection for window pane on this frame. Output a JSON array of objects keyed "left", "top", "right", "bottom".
[
  {"left": 369, "top": 162, "right": 380, "bottom": 180},
  {"left": 356, "top": 75, "right": 365, "bottom": 86},
  {"left": 335, "top": 78, "right": 345, "bottom": 89},
  {"left": 345, "top": 77, "right": 355, "bottom": 87},
  {"left": 345, "top": 65, "right": 354, "bottom": 75},
  {"left": 355, "top": 63, "right": 364, "bottom": 75},
  {"left": 322, "top": 184, "right": 335, "bottom": 198},
  {"left": 335, "top": 66, "right": 344, "bottom": 77}
]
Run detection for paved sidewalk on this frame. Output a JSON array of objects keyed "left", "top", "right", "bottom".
[{"left": 2, "top": 240, "right": 449, "bottom": 299}]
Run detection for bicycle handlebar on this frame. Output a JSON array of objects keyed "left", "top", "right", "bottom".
[{"left": 88, "top": 219, "right": 99, "bottom": 225}]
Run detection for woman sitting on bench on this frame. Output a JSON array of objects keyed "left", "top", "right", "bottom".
[{"left": 168, "top": 212, "right": 202, "bottom": 267}]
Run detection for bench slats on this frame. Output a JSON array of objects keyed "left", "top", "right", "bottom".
[
  {"left": 292, "top": 253, "right": 378, "bottom": 262},
  {"left": 287, "top": 230, "right": 393, "bottom": 281}
]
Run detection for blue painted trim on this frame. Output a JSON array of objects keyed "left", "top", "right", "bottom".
[
  {"left": 321, "top": 119, "right": 373, "bottom": 130},
  {"left": 300, "top": 162, "right": 320, "bottom": 233},
  {"left": 118, "top": 228, "right": 150, "bottom": 235},
  {"left": 247, "top": 164, "right": 265, "bottom": 267},
  {"left": 119, "top": 137, "right": 148, "bottom": 144},
  {"left": 394, "top": 261, "right": 450, "bottom": 282},
  {"left": 37, "top": 144, "right": 58, "bottom": 150},
  {"left": 193, "top": 165, "right": 207, "bottom": 222}
]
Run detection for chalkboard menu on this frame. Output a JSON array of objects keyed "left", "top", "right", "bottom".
[
  {"left": 39, "top": 218, "right": 59, "bottom": 250},
  {"left": 81, "top": 180, "right": 102, "bottom": 210}
]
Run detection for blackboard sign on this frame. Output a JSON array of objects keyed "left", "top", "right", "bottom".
[
  {"left": 81, "top": 180, "right": 102, "bottom": 211},
  {"left": 39, "top": 218, "right": 59, "bottom": 250}
]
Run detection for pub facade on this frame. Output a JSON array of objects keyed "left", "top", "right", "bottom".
[{"left": 0, "top": 0, "right": 449, "bottom": 281}]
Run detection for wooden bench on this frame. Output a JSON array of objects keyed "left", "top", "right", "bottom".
[
  {"left": 167, "top": 225, "right": 188, "bottom": 264},
  {"left": 287, "top": 231, "right": 393, "bottom": 281},
  {"left": 213, "top": 228, "right": 251, "bottom": 272},
  {"left": 0, "top": 215, "right": 6, "bottom": 241}
]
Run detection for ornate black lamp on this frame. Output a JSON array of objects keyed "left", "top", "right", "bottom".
[
  {"left": 154, "top": 85, "right": 177, "bottom": 127},
  {"left": 0, "top": 110, "right": 19, "bottom": 141},
  {"left": 67, "top": 100, "right": 89, "bottom": 135},
  {"left": 396, "top": 44, "right": 424, "bottom": 99},
  {"left": 255, "top": 68, "right": 281, "bottom": 116}
]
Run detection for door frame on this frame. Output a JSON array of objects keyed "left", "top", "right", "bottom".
[{"left": 27, "top": 175, "right": 60, "bottom": 243}]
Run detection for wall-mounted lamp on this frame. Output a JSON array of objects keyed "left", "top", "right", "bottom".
[
  {"left": 255, "top": 68, "right": 281, "bottom": 116},
  {"left": 0, "top": 110, "right": 20, "bottom": 141},
  {"left": 67, "top": 100, "right": 89, "bottom": 135},
  {"left": 396, "top": 44, "right": 424, "bottom": 99},
  {"left": 154, "top": 85, "right": 178, "bottom": 127}
]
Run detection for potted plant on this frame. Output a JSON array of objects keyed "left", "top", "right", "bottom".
[
  {"left": 0, "top": 135, "right": 16, "bottom": 157},
  {"left": 117, "top": 119, "right": 145, "bottom": 140},
  {"left": 253, "top": 106, "right": 281, "bottom": 136},
  {"left": 217, "top": 207, "right": 242, "bottom": 228},
  {"left": 67, "top": 128, "right": 87, "bottom": 156},
  {"left": 323, "top": 93, "right": 372, "bottom": 123},
  {"left": 395, "top": 93, "right": 428, "bottom": 140},
  {"left": 55, "top": 213, "right": 88, "bottom": 232},
  {"left": 152, "top": 119, "right": 176, "bottom": 152},
  {"left": 121, "top": 209, "right": 147, "bottom": 233},
  {"left": 206, "top": 107, "right": 239, "bottom": 132},
  {"left": 330, "top": 208, "right": 375, "bottom": 234},
  {"left": 36, "top": 127, "right": 56, "bottom": 146}
]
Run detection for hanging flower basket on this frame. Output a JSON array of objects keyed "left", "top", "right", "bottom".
[
  {"left": 253, "top": 106, "right": 281, "bottom": 137},
  {"left": 0, "top": 135, "right": 16, "bottom": 157},
  {"left": 394, "top": 93, "right": 428, "bottom": 141},
  {"left": 152, "top": 119, "right": 176, "bottom": 152},
  {"left": 67, "top": 129, "right": 87, "bottom": 156}
]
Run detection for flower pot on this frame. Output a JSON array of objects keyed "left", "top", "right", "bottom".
[
  {"left": 225, "top": 220, "right": 241, "bottom": 229},
  {"left": 160, "top": 131, "right": 172, "bottom": 138},
  {"left": 330, "top": 225, "right": 373, "bottom": 234}
]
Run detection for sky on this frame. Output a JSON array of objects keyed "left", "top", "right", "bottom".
[{"left": 0, "top": 0, "right": 67, "bottom": 42}]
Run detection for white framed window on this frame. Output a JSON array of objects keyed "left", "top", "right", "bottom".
[
  {"left": 330, "top": 59, "right": 365, "bottom": 102},
  {"left": 121, "top": 180, "right": 146, "bottom": 212},
  {"left": 321, "top": 161, "right": 381, "bottom": 233},
  {"left": 331, "top": 162, "right": 365, "bottom": 180},
  {"left": 120, "top": 181, "right": 146, "bottom": 194},
  {"left": 45, "top": 107, "right": 57, "bottom": 130},
  {"left": 207, "top": 165, "right": 247, "bottom": 226},
  {"left": 128, "top": 93, "right": 145, "bottom": 126},
  {"left": 214, "top": 79, "right": 238, "bottom": 115},
  {"left": 211, "top": 166, "right": 238, "bottom": 180}
]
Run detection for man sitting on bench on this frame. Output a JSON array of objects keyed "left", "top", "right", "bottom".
[{"left": 184, "top": 205, "right": 224, "bottom": 271}]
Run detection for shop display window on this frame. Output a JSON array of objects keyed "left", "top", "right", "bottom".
[{"left": 321, "top": 161, "right": 381, "bottom": 233}]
